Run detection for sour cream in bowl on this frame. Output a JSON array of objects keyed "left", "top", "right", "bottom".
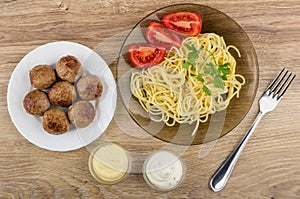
[{"left": 142, "top": 150, "right": 185, "bottom": 191}]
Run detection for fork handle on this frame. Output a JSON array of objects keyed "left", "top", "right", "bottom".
[{"left": 209, "top": 111, "right": 264, "bottom": 192}]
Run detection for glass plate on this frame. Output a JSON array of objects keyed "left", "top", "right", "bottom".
[{"left": 117, "top": 4, "right": 258, "bottom": 145}]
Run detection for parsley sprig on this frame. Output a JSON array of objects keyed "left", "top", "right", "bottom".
[
  {"left": 204, "top": 62, "right": 230, "bottom": 89},
  {"left": 183, "top": 44, "right": 231, "bottom": 96}
]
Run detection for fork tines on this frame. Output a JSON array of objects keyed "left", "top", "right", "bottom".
[{"left": 265, "top": 68, "right": 296, "bottom": 99}]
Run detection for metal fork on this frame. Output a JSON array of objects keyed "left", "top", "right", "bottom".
[{"left": 209, "top": 68, "right": 296, "bottom": 192}]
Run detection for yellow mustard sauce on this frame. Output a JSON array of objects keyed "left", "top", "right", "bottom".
[{"left": 89, "top": 143, "right": 130, "bottom": 184}]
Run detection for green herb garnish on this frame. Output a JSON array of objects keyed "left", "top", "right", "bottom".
[
  {"left": 196, "top": 74, "right": 205, "bottom": 82},
  {"left": 218, "top": 62, "right": 230, "bottom": 80},
  {"left": 213, "top": 75, "right": 225, "bottom": 89},
  {"left": 204, "top": 62, "right": 218, "bottom": 76},
  {"left": 202, "top": 85, "right": 211, "bottom": 96},
  {"left": 182, "top": 45, "right": 230, "bottom": 95},
  {"left": 186, "top": 45, "right": 200, "bottom": 65},
  {"left": 203, "top": 61, "right": 231, "bottom": 89},
  {"left": 183, "top": 61, "right": 190, "bottom": 69}
]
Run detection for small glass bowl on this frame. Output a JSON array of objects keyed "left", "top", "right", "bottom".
[
  {"left": 88, "top": 142, "right": 131, "bottom": 184},
  {"left": 142, "top": 150, "right": 186, "bottom": 191}
]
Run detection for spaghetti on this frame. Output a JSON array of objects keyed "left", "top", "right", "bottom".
[{"left": 130, "top": 33, "right": 245, "bottom": 135}]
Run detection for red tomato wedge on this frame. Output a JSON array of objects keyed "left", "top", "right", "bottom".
[
  {"left": 128, "top": 43, "right": 166, "bottom": 69},
  {"left": 146, "top": 21, "right": 181, "bottom": 49},
  {"left": 162, "top": 12, "right": 202, "bottom": 37}
]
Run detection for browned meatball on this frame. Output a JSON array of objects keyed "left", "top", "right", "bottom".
[
  {"left": 23, "top": 89, "right": 50, "bottom": 116},
  {"left": 42, "top": 108, "right": 69, "bottom": 134},
  {"left": 76, "top": 75, "right": 103, "bottom": 101},
  {"left": 29, "top": 65, "right": 56, "bottom": 89},
  {"left": 68, "top": 101, "right": 96, "bottom": 128},
  {"left": 56, "top": 55, "right": 83, "bottom": 83},
  {"left": 48, "top": 81, "right": 76, "bottom": 107}
]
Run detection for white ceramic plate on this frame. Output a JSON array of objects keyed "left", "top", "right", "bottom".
[{"left": 7, "top": 41, "right": 117, "bottom": 151}]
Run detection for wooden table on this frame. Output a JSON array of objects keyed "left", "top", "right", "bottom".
[{"left": 1, "top": 0, "right": 299, "bottom": 198}]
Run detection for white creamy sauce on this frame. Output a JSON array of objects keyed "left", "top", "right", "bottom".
[{"left": 144, "top": 150, "right": 184, "bottom": 190}]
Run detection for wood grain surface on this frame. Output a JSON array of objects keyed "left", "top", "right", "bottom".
[{"left": 0, "top": 0, "right": 299, "bottom": 198}]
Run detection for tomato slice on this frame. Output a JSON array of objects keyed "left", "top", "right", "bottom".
[
  {"left": 146, "top": 21, "right": 181, "bottom": 49},
  {"left": 162, "top": 12, "right": 202, "bottom": 37},
  {"left": 128, "top": 43, "right": 166, "bottom": 69}
]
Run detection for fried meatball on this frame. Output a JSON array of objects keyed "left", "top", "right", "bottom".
[
  {"left": 76, "top": 75, "right": 103, "bottom": 101},
  {"left": 68, "top": 101, "right": 96, "bottom": 128},
  {"left": 56, "top": 55, "right": 83, "bottom": 83},
  {"left": 48, "top": 81, "right": 76, "bottom": 107},
  {"left": 42, "top": 108, "right": 69, "bottom": 134},
  {"left": 29, "top": 65, "right": 56, "bottom": 89},
  {"left": 23, "top": 89, "right": 50, "bottom": 116}
]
